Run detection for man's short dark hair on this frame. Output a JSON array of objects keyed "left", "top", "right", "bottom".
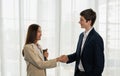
[{"left": 80, "top": 8, "right": 96, "bottom": 26}]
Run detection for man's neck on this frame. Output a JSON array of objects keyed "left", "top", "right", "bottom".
[{"left": 85, "top": 26, "right": 92, "bottom": 32}]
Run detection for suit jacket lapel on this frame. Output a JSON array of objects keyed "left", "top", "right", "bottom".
[
  {"left": 32, "top": 44, "right": 45, "bottom": 61},
  {"left": 77, "top": 33, "right": 84, "bottom": 55},
  {"left": 82, "top": 28, "right": 95, "bottom": 51}
]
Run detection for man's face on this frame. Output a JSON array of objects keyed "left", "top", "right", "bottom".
[{"left": 79, "top": 16, "right": 91, "bottom": 28}]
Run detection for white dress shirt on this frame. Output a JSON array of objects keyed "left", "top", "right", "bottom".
[{"left": 78, "top": 27, "right": 93, "bottom": 71}]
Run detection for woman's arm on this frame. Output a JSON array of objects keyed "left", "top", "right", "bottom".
[{"left": 23, "top": 45, "right": 57, "bottom": 69}]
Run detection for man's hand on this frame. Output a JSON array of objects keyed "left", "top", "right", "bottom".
[{"left": 59, "top": 55, "right": 69, "bottom": 63}]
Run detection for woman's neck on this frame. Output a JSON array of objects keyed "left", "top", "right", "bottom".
[{"left": 34, "top": 41, "right": 38, "bottom": 45}]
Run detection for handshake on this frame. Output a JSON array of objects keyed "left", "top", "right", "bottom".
[
  {"left": 56, "top": 55, "right": 69, "bottom": 63},
  {"left": 43, "top": 49, "right": 68, "bottom": 63}
]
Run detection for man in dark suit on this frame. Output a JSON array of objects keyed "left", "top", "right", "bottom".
[{"left": 60, "top": 8, "right": 105, "bottom": 76}]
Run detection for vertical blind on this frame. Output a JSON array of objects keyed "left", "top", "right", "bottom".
[{"left": 0, "top": 0, "right": 120, "bottom": 76}]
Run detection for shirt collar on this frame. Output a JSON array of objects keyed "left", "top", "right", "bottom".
[{"left": 83, "top": 27, "right": 93, "bottom": 37}]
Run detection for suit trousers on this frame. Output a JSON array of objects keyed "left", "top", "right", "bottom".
[
  {"left": 78, "top": 71, "right": 85, "bottom": 76},
  {"left": 79, "top": 71, "right": 85, "bottom": 76}
]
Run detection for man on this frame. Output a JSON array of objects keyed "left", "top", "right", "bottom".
[{"left": 60, "top": 8, "right": 105, "bottom": 76}]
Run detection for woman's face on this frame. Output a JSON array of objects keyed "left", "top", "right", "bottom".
[{"left": 36, "top": 27, "right": 42, "bottom": 40}]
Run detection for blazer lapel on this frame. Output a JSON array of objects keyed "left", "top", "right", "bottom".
[
  {"left": 77, "top": 33, "right": 84, "bottom": 55},
  {"left": 82, "top": 28, "right": 95, "bottom": 51},
  {"left": 32, "top": 44, "right": 45, "bottom": 61}
]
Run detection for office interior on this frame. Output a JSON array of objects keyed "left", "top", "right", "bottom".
[{"left": 0, "top": 0, "right": 120, "bottom": 76}]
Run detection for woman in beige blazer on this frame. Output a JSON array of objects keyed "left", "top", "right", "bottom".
[{"left": 22, "top": 24, "right": 60, "bottom": 76}]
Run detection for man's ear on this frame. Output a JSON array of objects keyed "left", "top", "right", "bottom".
[{"left": 88, "top": 20, "right": 92, "bottom": 26}]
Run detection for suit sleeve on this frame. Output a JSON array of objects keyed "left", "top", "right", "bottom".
[
  {"left": 67, "top": 34, "right": 82, "bottom": 64},
  {"left": 67, "top": 52, "right": 77, "bottom": 63},
  {"left": 23, "top": 45, "right": 57, "bottom": 69},
  {"left": 93, "top": 36, "right": 105, "bottom": 76}
]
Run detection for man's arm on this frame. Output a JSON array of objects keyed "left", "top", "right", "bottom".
[
  {"left": 59, "top": 52, "right": 77, "bottom": 63},
  {"left": 93, "top": 36, "right": 105, "bottom": 75}
]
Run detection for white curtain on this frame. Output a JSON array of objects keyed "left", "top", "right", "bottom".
[
  {"left": 98, "top": 0, "right": 120, "bottom": 76},
  {"left": 0, "top": 0, "right": 120, "bottom": 76}
]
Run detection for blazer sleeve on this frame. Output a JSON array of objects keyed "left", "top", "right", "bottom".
[
  {"left": 93, "top": 36, "right": 105, "bottom": 75},
  {"left": 23, "top": 45, "right": 57, "bottom": 69},
  {"left": 67, "top": 34, "right": 83, "bottom": 64},
  {"left": 67, "top": 52, "right": 77, "bottom": 63}
]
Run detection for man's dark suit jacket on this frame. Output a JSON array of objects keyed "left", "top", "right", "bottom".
[{"left": 67, "top": 28, "right": 104, "bottom": 76}]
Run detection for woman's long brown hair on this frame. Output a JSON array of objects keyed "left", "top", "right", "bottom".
[{"left": 22, "top": 24, "right": 40, "bottom": 56}]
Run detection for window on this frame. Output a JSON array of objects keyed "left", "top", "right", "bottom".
[
  {"left": 98, "top": 0, "right": 120, "bottom": 76},
  {"left": 0, "top": 0, "right": 120, "bottom": 76}
]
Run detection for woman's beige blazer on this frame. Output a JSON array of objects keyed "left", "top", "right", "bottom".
[{"left": 23, "top": 44, "right": 57, "bottom": 76}]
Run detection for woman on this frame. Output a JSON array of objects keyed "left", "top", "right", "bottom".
[{"left": 22, "top": 24, "right": 60, "bottom": 76}]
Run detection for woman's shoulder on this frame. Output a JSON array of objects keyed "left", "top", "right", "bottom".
[{"left": 24, "top": 43, "right": 34, "bottom": 48}]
